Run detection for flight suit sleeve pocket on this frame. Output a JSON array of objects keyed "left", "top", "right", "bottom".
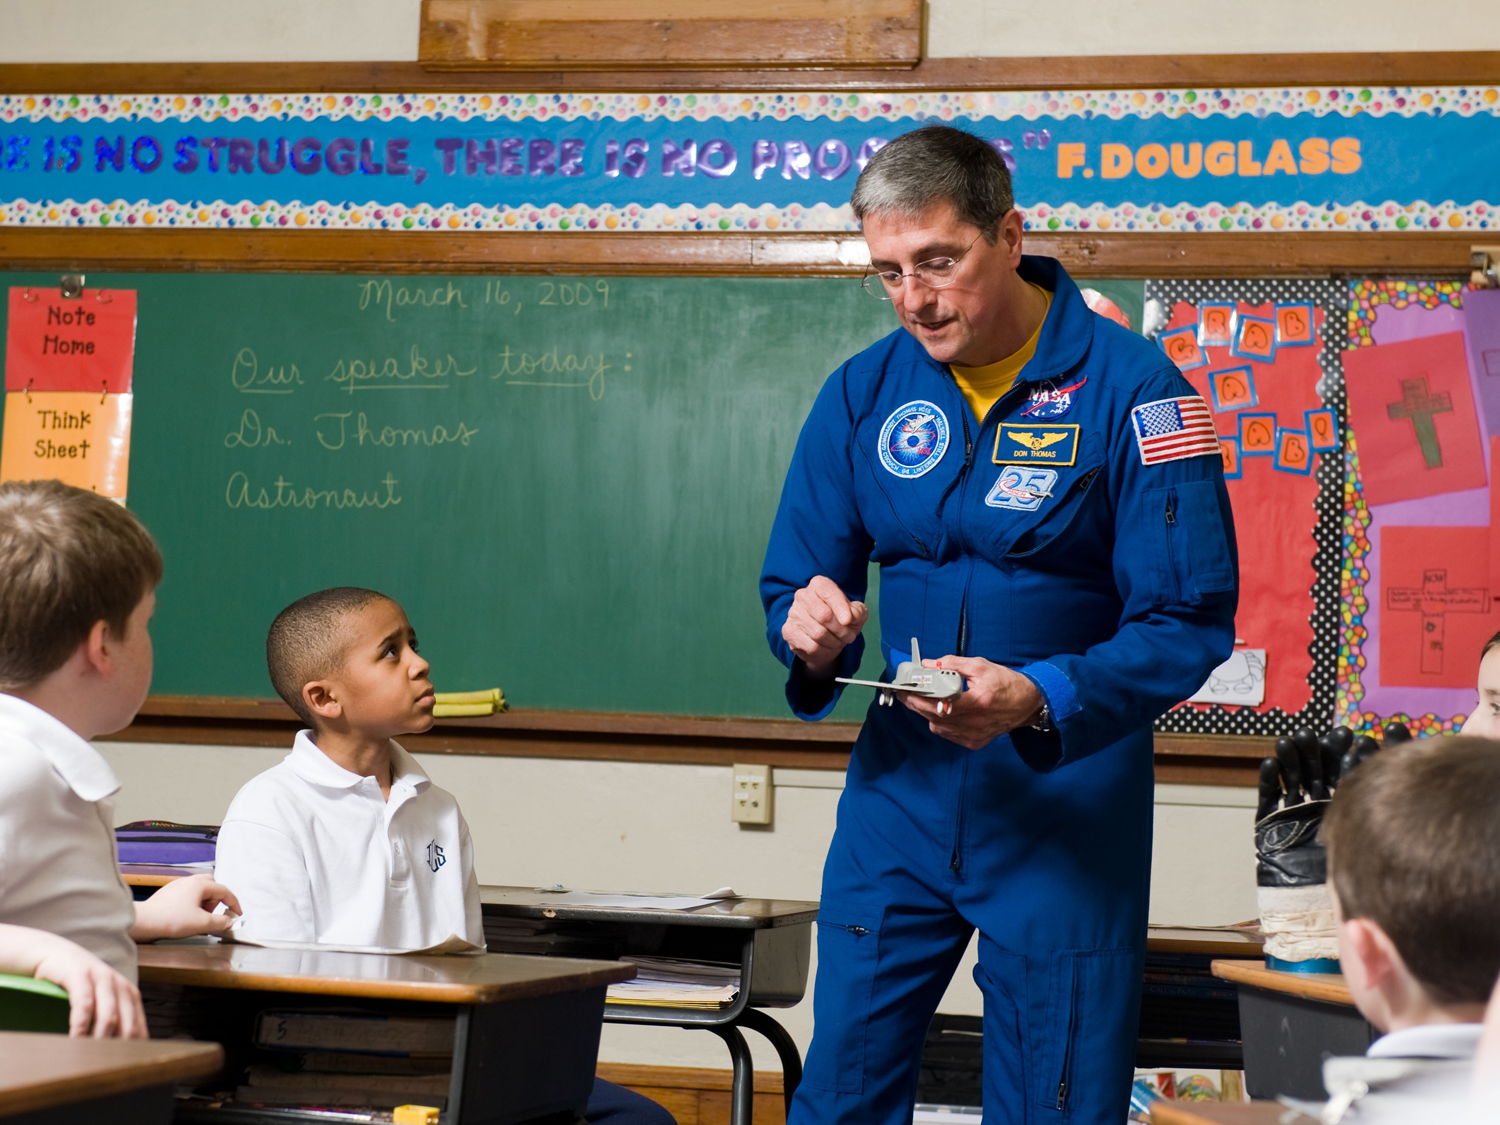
[
  {"left": 1142, "top": 480, "right": 1235, "bottom": 607},
  {"left": 802, "top": 905, "right": 885, "bottom": 1094}
]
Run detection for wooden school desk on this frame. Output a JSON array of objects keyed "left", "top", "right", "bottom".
[
  {"left": 1139, "top": 927, "right": 1264, "bottom": 1072},
  {"left": 1150, "top": 1100, "right": 1317, "bottom": 1124},
  {"left": 1212, "top": 960, "right": 1377, "bottom": 1102},
  {"left": 479, "top": 887, "right": 817, "bottom": 1125},
  {"left": 0, "top": 1030, "right": 221, "bottom": 1124},
  {"left": 136, "top": 942, "right": 634, "bottom": 1125}
]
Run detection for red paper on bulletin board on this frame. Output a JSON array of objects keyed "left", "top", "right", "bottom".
[
  {"left": 1380, "top": 524, "right": 1500, "bottom": 688},
  {"left": 1170, "top": 299, "right": 1324, "bottom": 716},
  {"left": 1343, "top": 332, "right": 1485, "bottom": 506},
  {"left": 5, "top": 287, "right": 138, "bottom": 393}
]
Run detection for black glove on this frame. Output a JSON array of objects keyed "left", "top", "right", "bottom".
[{"left": 1256, "top": 724, "right": 1401, "bottom": 887}]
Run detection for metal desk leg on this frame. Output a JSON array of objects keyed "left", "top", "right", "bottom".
[
  {"left": 736, "top": 1007, "right": 803, "bottom": 1118},
  {"left": 708, "top": 1023, "right": 755, "bottom": 1125}
]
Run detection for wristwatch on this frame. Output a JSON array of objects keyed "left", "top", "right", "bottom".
[{"left": 1030, "top": 701, "right": 1055, "bottom": 732}]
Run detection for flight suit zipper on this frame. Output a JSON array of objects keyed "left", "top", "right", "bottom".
[
  {"left": 950, "top": 378, "right": 976, "bottom": 658},
  {"left": 950, "top": 754, "right": 969, "bottom": 875},
  {"left": 1163, "top": 492, "right": 1179, "bottom": 602}
]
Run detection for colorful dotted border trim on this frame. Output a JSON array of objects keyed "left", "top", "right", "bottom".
[
  {"left": 1, "top": 87, "right": 1496, "bottom": 125},
  {"left": 0, "top": 196, "right": 1494, "bottom": 234},
  {"left": 1335, "top": 280, "right": 1473, "bottom": 736}
]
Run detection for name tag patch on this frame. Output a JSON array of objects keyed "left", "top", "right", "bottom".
[
  {"left": 878, "top": 399, "right": 950, "bottom": 478},
  {"left": 993, "top": 423, "right": 1080, "bottom": 466},
  {"left": 985, "top": 467, "right": 1058, "bottom": 511}
]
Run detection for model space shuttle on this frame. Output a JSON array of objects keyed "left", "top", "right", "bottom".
[{"left": 836, "top": 637, "right": 964, "bottom": 707}]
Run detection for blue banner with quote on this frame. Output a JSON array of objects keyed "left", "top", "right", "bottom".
[{"left": 1, "top": 85, "right": 1495, "bottom": 234}]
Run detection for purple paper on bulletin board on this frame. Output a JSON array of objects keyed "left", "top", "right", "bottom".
[
  {"left": 1355, "top": 297, "right": 1491, "bottom": 723},
  {"left": 1465, "top": 288, "right": 1500, "bottom": 434}
]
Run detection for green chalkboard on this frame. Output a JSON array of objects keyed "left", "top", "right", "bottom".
[{"left": 0, "top": 271, "right": 1141, "bottom": 720}]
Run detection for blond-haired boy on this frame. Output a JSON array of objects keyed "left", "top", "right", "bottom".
[{"left": 0, "top": 480, "right": 240, "bottom": 1035}]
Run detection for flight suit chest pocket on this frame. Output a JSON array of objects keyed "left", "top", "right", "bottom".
[
  {"left": 803, "top": 905, "right": 885, "bottom": 1094},
  {"left": 1143, "top": 480, "right": 1235, "bottom": 607}
]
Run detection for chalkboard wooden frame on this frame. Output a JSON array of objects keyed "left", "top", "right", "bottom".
[
  {"left": 0, "top": 228, "right": 1479, "bottom": 280},
  {"left": 105, "top": 695, "right": 1268, "bottom": 785}
]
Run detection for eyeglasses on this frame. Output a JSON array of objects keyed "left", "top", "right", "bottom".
[{"left": 860, "top": 232, "right": 984, "bottom": 300}]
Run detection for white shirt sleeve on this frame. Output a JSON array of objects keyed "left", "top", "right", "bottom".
[
  {"left": 215, "top": 817, "right": 317, "bottom": 945},
  {"left": 458, "top": 818, "right": 485, "bottom": 950}
]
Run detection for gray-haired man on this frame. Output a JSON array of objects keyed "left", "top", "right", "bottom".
[{"left": 760, "top": 125, "right": 1238, "bottom": 1123}]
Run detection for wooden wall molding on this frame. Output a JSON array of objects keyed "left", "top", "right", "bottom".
[
  {"left": 419, "top": 0, "right": 924, "bottom": 72},
  {"left": 101, "top": 695, "right": 1268, "bottom": 784},
  {"left": 0, "top": 228, "right": 1479, "bottom": 279},
  {"left": 0, "top": 53, "right": 1496, "bottom": 94}
]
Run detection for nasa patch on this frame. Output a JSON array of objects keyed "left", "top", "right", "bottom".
[
  {"left": 878, "top": 400, "right": 950, "bottom": 478},
  {"left": 985, "top": 467, "right": 1058, "bottom": 511},
  {"left": 1021, "top": 376, "right": 1087, "bottom": 419}
]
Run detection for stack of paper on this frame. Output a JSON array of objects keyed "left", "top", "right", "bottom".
[
  {"left": 606, "top": 956, "right": 741, "bottom": 1009},
  {"left": 239, "top": 1065, "right": 449, "bottom": 1109},
  {"left": 236, "top": 1010, "right": 455, "bottom": 1111},
  {"left": 432, "top": 688, "right": 506, "bottom": 718}
]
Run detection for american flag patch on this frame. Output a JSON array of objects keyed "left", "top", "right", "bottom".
[{"left": 1130, "top": 396, "right": 1221, "bottom": 466}]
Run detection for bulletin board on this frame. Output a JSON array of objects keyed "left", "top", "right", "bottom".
[{"left": 1148, "top": 276, "right": 1491, "bottom": 739}]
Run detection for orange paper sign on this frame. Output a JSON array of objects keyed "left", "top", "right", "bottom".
[
  {"left": 0, "top": 391, "right": 132, "bottom": 499},
  {"left": 5, "top": 288, "right": 138, "bottom": 393}
]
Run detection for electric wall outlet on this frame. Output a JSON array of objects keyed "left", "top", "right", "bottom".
[{"left": 731, "top": 763, "right": 773, "bottom": 825}]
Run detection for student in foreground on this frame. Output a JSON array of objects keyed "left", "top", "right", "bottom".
[
  {"left": 0, "top": 480, "right": 241, "bottom": 1035},
  {"left": 0, "top": 923, "right": 145, "bottom": 1037},
  {"left": 1318, "top": 735, "right": 1500, "bottom": 1121},
  {"left": 214, "top": 588, "right": 675, "bottom": 1124}
]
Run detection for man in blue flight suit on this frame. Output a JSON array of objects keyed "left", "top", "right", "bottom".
[{"left": 760, "top": 126, "right": 1238, "bottom": 1124}]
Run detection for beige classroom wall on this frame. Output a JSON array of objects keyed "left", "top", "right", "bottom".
[
  {"left": 0, "top": 0, "right": 1497, "bottom": 63},
  {"left": 97, "top": 740, "right": 1258, "bottom": 1072}
]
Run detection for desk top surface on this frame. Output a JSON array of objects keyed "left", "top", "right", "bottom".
[
  {"left": 0, "top": 1031, "right": 222, "bottom": 1116},
  {"left": 478, "top": 886, "right": 819, "bottom": 928},
  {"left": 1151, "top": 1100, "right": 1316, "bottom": 1125},
  {"left": 120, "top": 863, "right": 190, "bottom": 887},
  {"left": 1211, "top": 959, "right": 1354, "bottom": 1006},
  {"left": 1146, "top": 926, "right": 1264, "bottom": 957},
  {"left": 137, "top": 942, "right": 634, "bottom": 1004}
]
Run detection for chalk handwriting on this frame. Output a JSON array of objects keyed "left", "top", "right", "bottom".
[
  {"left": 496, "top": 346, "right": 612, "bottom": 401},
  {"left": 224, "top": 409, "right": 290, "bottom": 448},
  {"left": 225, "top": 471, "right": 402, "bottom": 511},
  {"left": 357, "top": 279, "right": 468, "bottom": 323},
  {"left": 537, "top": 280, "right": 609, "bottom": 308},
  {"left": 483, "top": 281, "right": 522, "bottom": 315},
  {"left": 314, "top": 412, "right": 480, "bottom": 451},
  {"left": 232, "top": 347, "right": 303, "bottom": 394},
  {"left": 326, "top": 345, "right": 477, "bottom": 394}
]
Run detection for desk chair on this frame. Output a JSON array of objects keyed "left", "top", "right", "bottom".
[{"left": 0, "top": 974, "right": 69, "bottom": 1034}]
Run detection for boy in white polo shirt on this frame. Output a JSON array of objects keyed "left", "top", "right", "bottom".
[
  {"left": 215, "top": 588, "right": 676, "bottom": 1124},
  {"left": 215, "top": 587, "right": 481, "bottom": 950},
  {"left": 0, "top": 480, "right": 242, "bottom": 1034}
]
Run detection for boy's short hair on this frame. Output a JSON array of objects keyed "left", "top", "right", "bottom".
[
  {"left": 267, "top": 587, "right": 391, "bottom": 724},
  {"left": 0, "top": 480, "right": 163, "bottom": 690},
  {"left": 1323, "top": 736, "right": 1500, "bottom": 1006},
  {"left": 1483, "top": 629, "right": 1500, "bottom": 658}
]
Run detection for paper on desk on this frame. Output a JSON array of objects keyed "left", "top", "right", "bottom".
[
  {"left": 530, "top": 888, "right": 739, "bottom": 911},
  {"left": 225, "top": 926, "right": 484, "bottom": 956}
]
